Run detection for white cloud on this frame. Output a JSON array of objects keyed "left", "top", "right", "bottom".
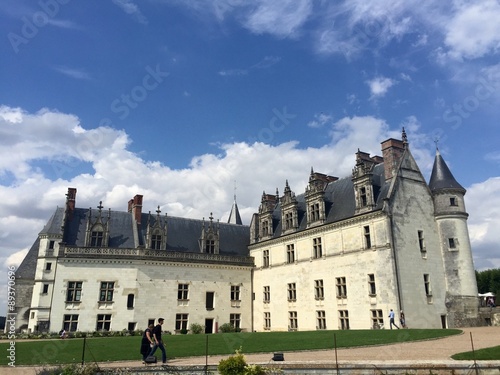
[
  {"left": 366, "top": 76, "right": 396, "bottom": 98},
  {"left": 54, "top": 66, "right": 92, "bottom": 80},
  {"left": 307, "top": 113, "right": 333, "bottom": 128},
  {"left": 112, "top": 0, "right": 148, "bottom": 24}
]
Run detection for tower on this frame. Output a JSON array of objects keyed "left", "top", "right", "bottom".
[{"left": 429, "top": 148, "right": 479, "bottom": 326}]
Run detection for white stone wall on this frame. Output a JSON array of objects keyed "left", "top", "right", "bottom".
[{"left": 31, "top": 258, "right": 252, "bottom": 333}]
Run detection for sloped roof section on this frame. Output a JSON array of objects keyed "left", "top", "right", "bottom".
[
  {"left": 227, "top": 197, "right": 243, "bottom": 225},
  {"left": 429, "top": 149, "right": 465, "bottom": 192}
]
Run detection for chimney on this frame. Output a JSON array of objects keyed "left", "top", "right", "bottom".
[
  {"left": 66, "top": 188, "right": 77, "bottom": 221},
  {"left": 381, "top": 138, "right": 405, "bottom": 180},
  {"left": 131, "top": 194, "right": 143, "bottom": 224}
]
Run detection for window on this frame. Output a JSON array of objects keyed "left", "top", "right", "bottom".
[
  {"left": 128, "top": 322, "right": 136, "bottom": 331},
  {"left": 336, "top": 277, "right": 347, "bottom": 298},
  {"left": 450, "top": 197, "right": 458, "bottom": 206},
  {"left": 368, "top": 274, "right": 376, "bottom": 296},
  {"left": 230, "top": 313, "right": 241, "bottom": 330},
  {"left": 286, "top": 244, "right": 295, "bottom": 264},
  {"left": 371, "top": 309, "right": 383, "bottom": 328},
  {"left": 360, "top": 187, "right": 367, "bottom": 206},
  {"left": 63, "top": 314, "right": 79, "bottom": 332},
  {"left": 151, "top": 234, "right": 162, "bottom": 250},
  {"left": 424, "top": 274, "right": 432, "bottom": 296},
  {"left": 205, "top": 238, "right": 215, "bottom": 253},
  {"left": 264, "top": 312, "right": 271, "bottom": 330},
  {"left": 314, "top": 279, "right": 324, "bottom": 300},
  {"left": 175, "top": 313, "right": 189, "bottom": 331},
  {"left": 231, "top": 285, "right": 240, "bottom": 301},
  {"left": 42, "top": 284, "right": 49, "bottom": 294},
  {"left": 45, "top": 262, "right": 52, "bottom": 271},
  {"left": 288, "top": 311, "right": 298, "bottom": 330},
  {"left": 178, "top": 284, "right": 189, "bottom": 300},
  {"left": 310, "top": 203, "right": 320, "bottom": 221},
  {"left": 127, "top": 294, "right": 134, "bottom": 309},
  {"left": 339, "top": 310, "right": 349, "bottom": 330},
  {"left": 263, "top": 250, "right": 269, "bottom": 268},
  {"left": 48, "top": 240, "right": 55, "bottom": 250},
  {"left": 99, "top": 282, "right": 114, "bottom": 302},
  {"left": 206, "top": 292, "right": 214, "bottom": 309},
  {"left": 284, "top": 212, "right": 294, "bottom": 230},
  {"left": 317, "top": 310, "right": 326, "bottom": 330},
  {"left": 263, "top": 286, "right": 270, "bottom": 303},
  {"left": 90, "top": 230, "right": 103, "bottom": 247},
  {"left": 418, "top": 230, "right": 426, "bottom": 252},
  {"left": 66, "top": 281, "right": 82, "bottom": 302},
  {"left": 448, "top": 238, "right": 457, "bottom": 249},
  {"left": 313, "top": 237, "right": 322, "bottom": 258},
  {"left": 96, "top": 314, "right": 111, "bottom": 331},
  {"left": 262, "top": 220, "right": 269, "bottom": 237},
  {"left": 287, "top": 283, "right": 297, "bottom": 301},
  {"left": 364, "top": 226, "right": 372, "bottom": 249}
]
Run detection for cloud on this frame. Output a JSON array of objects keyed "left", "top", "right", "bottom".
[
  {"left": 366, "top": 76, "right": 396, "bottom": 99},
  {"left": 219, "top": 55, "right": 280, "bottom": 77},
  {"left": 54, "top": 66, "right": 91, "bottom": 80},
  {"left": 307, "top": 113, "right": 333, "bottom": 128},
  {"left": 218, "top": 68, "right": 248, "bottom": 76},
  {"left": 112, "top": 0, "right": 148, "bottom": 25}
]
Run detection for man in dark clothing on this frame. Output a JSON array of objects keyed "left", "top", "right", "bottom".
[{"left": 148, "top": 318, "right": 167, "bottom": 364}]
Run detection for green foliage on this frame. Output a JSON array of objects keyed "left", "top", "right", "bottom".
[
  {"left": 476, "top": 268, "right": 500, "bottom": 297},
  {"left": 218, "top": 348, "right": 247, "bottom": 375},
  {"left": 190, "top": 323, "right": 204, "bottom": 334},
  {"left": 451, "top": 345, "right": 500, "bottom": 360},
  {"left": 219, "top": 323, "right": 236, "bottom": 333},
  {"left": 36, "top": 363, "right": 101, "bottom": 375}
]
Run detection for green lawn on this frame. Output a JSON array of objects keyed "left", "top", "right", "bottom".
[
  {"left": 452, "top": 345, "right": 500, "bottom": 360},
  {"left": 1, "top": 329, "right": 463, "bottom": 366}
]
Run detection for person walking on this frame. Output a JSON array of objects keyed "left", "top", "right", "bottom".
[
  {"left": 148, "top": 318, "right": 167, "bottom": 364},
  {"left": 140, "top": 324, "right": 154, "bottom": 363},
  {"left": 388, "top": 309, "right": 399, "bottom": 329},
  {"left": 399, "top": 310, "right": 406, "bottom": 328}
]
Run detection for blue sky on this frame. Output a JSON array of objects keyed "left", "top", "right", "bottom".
[{"left": 1, "top": 0, "right": 500, "bottom": 313}]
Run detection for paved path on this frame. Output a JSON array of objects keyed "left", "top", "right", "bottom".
[{"left": 4, "top": 326, "right": 500, "bottom": 374}]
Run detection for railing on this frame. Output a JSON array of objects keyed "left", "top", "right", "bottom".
[{"left": 62, "top": 246, "right": 254, "bottom": 265}]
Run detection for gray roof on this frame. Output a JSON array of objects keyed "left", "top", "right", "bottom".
[{"left": 429, "top": 149, "right": 465, "bottom": 192}]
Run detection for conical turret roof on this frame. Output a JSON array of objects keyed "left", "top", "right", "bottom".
[
  {"left": 429, "top": 149, "right": 465, "bottom": 192},
  {"left": 227, "top": 195, "right": 243, "bottom": 225}
]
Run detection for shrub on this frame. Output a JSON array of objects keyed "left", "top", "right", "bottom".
[
  {"left": 218, "top": 348, "right": 247, "bottom": 375},
  {"left": 219, "top": 323, "right": 235, "bottom": 333},
  {"left": 180, "top": 328, "right": 188, "bottom": 334},
  {"left": 190, "top": 323, "right": 204, "bottom": 334}
]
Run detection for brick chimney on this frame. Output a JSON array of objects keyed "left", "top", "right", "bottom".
[
  {"left": 130, "top": 194, "right": 143, "bottom": 224},
  {"left": 381, "top": 138, "right": 405, "bottom": 180},
  {"left": 66, "top": 187, "right": 77, "bottom": 221}
]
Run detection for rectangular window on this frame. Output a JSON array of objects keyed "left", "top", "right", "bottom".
[
  {"left": 448, "top": 238, "right": 457, "bottom": 249},
  {"left": 151, "top": 234, "right": 162, "bottom": 250},
  {"left": 66, "top": 281, "right": 82, "bottom": 302},
  {"left": 63, "top": 314, "right": 79, "bottom": 332},
  {"left": 314, "top": 279, "right": 324, "bottom": 300},
  {"left": 316, "top": 310, "right": 326, "bottom": 330},
  {"left": 99, "top": 282, "right": 114, "bottom": 302},
  {"left": 364, "top": 226, "right": 372, "bottom": 249},
  {"left": 262, "top": 220, "right": 269, "bottom": 237},
  {"left": 127, "top": 294, "right": 134, "bottom": 309},
  {"left": 42, "top": 284, "right": 49, "bottom": 294},
  {"left": 90, "top": 231, "right": 103, "bottom": 247},
  {"left": 263, "top": 286, "right": 270, "bottom": 303},
  {"left": 286, "top": 244, "right": 295, "bottom": 264},
  {"left": 287, "top": 283, "right": 297, "bottom": 301},
  {"left": 336, "top": 277, "right": 347, "bottom": 298},
  {"left": 360, "top": 187, "right": 367, "bottom": 206},
  {"left": 45, "top": 262, "right": 52, "bottom": 271},
  {"left": 418, "top": 230, "right": 426, "bottom": 252},
  {"left": 175, "top": 313, "right": 189, "bottom": 331},
  {"left": 313, "top": 237, "right": 322, "bottom": 258},
  {"left": 178, "top": 283, "right": 189, "bottom": 300},
  {"left": 264, "top": 312, "right": 271, "bottom": 330},
  {"left": 288, "top": 311, "right": 298, "bottom": 330},
  {"left": 263, "top": 250, "right": 269, "bottom": 268},
  {"left": 128, "top": 322, "right": 137, "bottom": 331},
  {"left": 96, "top": 314, "right": 111, "bottom": 331},
  {"left": 230, "top": 313, "right": 241, "bottom": 329},
  {"left": 450, "top": 197, "right": 457, "bottom": 206},
  {"left": 231, "top": 285, "right": 240, "bottom": 301},
  {"left": 310, "top": 203, "right": 320, "bottom": 221},
  {"left": 205, "top": 239, "right": 215, "bottom": 253},
  {"left": 48, "top": 240, "right": 55, "bottom": 250},
  {"left": 371, "top": 309, "right": 384, "bottom": 328},
  {"left": 424, "top": 274, "right": 432, "bottom": 296},
  {"left": 368, "top": 274, "right": 376, "bottom": 296},
  {"left": 339, "top": 310, "right": 349, "bottom": 330},
  {"left": 206, "top": 292, "right": 214, "bottom": 309},
  {"left": 285, "top": 212, "right": 294, "bottom": 230}
]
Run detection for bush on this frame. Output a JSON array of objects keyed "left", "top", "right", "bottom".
[
  {"left": 219, "top": 323, "right": 235, "bottom": 333},
  {"left": 218, "top": 348, "right": 267, "bottom": 375},
  {"left": 190, "top": 323, "right": 204, "bottom": 334}
]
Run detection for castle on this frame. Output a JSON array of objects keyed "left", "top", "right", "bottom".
[{"left": 13, "top": 131, "right": 481, "bottom": 333}]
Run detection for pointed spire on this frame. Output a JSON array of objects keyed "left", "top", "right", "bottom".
[
  {"left": 227, "top": 194, "right": 243, "bottom": 225},
  {"left": 429, "top": 149, "right": 465, "bottom": 193}
]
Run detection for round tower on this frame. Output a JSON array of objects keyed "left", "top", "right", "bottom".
[{"left": 429, "top": 149, "right": 479, "bottom": 327}]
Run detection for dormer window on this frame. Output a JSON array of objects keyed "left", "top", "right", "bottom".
[
  {"left": 90, "top": 225, "right": 104, "bottom": 247},
  {"left": 310, "top": 203, "right": 320, "bottom": 222},
  {"left": 206, "top": 236, "right": 215, "bottom": 254},
  {"left": 360, "top": 187, "right": 367, "bottom": 206},
  {"left": 145, "top": 206, "right": 167, "bottom": 250},
  {"left": 200, "top": 213, "right": 220, "bottom": 254},
  {"left": 85, "top": 202, "right": 110, "bottom": 248},
  {"left": 151, "top": 233, "right": 162, "bottom": 250}
]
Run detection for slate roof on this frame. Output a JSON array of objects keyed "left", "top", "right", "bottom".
[{"left": 429, "top": 149, "right": 465, "bottom": 192}]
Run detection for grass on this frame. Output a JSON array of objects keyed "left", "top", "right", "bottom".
[
  {"left": 1, "top": 329, "right": 463, "bottom": 366},
  {"left": 451, "top": 345, "right": 500, "bottom": 360}
]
